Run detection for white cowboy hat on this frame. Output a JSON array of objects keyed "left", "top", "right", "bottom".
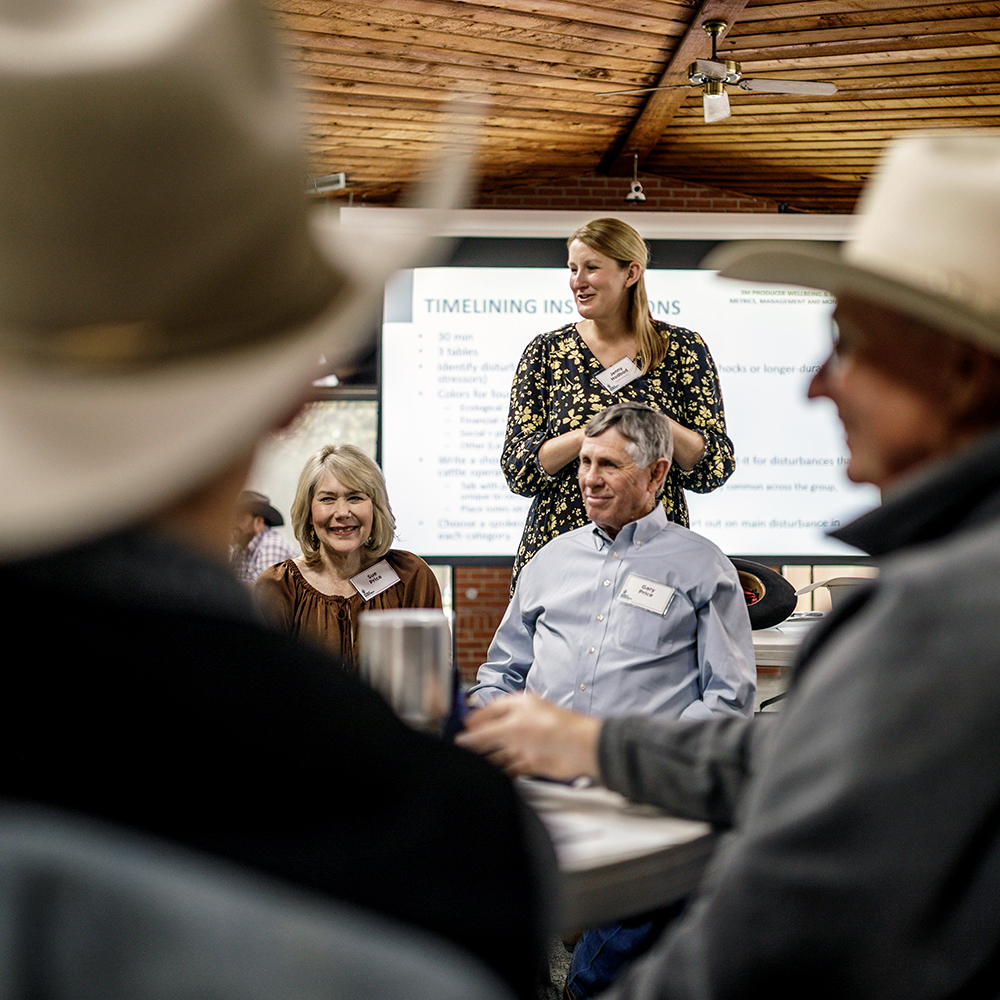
[
  {"left": 703, "top": 134, "right": 1000, "bottom": 357},
  {"left": 0, "top": 0, "right": 471, "bottom": 559}
]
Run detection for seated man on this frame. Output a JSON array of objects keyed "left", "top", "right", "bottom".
[
  {"left": 470, "top": 401, "right": 756, "bottom": 723},
  {"left": 471, "top": 401, "right": 754, "bottom": 999},
  {"left": 0, "top": 3, "right": 546, "bottom": 997},
  {"left": 230, "top": 490, "right": 298, "bottom": 585},
  {"left": 459, "top": 134, "right": 1000, "bottom": 998}
]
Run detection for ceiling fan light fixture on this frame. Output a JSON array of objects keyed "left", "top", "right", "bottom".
[{"left": 703, "top": 82, "right": 731, "bottom": 123}]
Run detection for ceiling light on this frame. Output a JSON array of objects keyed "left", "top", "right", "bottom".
[{"left": 702, "top": 81, "right": 731, "bottom": 123}]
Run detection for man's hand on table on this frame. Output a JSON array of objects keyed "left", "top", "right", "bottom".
[{"left": 456, "top": 692, "right": 602, "bottom": 781}]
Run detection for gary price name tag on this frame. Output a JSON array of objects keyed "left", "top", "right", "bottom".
[{"left": 617, "top": 573, "right": 676, "bottom": 615}]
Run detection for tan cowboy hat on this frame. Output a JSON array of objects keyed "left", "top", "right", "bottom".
[
  {"left": 0, "top": 0, "right": 471, "bottom": 559},
  {"left": 703, "top": 134, "right": 1000, "bottom": 357}
]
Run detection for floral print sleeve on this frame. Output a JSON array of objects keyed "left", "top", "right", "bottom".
[
  {"left": 500, "top": 333, "right": 559, "bottom": 498},
  {"left": 503, "top": 322, "right": 735, "bottom": 593},
  {"left": 667, "top": 324, "right": 735, "bottom": 494}
]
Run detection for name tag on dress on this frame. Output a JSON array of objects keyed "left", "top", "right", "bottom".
[
  {"left": 617, "top": 573, "right": 676, "bottom": 615},
  {"left": 596, "top": 356, "right": 641, "bottom": 393},
  {"left": 350, "top": 560, "right": 401, "bottom": 600}
]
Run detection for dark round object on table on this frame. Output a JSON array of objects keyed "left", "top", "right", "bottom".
[{"left": 730, "top": 558, "right": 798, "bottom": 631}]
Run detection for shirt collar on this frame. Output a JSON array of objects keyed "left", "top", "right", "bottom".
[
  {"left": 590, "top": 503, "right": 669, "bottom": 551},
  {"left": 832, "top": 427, "right": 1000, "bottom": 557}
]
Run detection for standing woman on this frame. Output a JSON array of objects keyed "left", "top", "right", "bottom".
[
  {"left": 503, "top": 218, "right": 735, "bottom": 591},
  {"left": 255, "top": 444, "right": 441, "bottom": 667}
]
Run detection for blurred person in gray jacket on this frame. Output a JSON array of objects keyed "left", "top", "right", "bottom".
[{"left": 459, "top": 133, "right": 1000, "bottom": 999}]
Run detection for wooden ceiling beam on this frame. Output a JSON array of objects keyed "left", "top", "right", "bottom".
[
  {"left": 283, "top": 0, "right": 692, "bottom": 42},
  {"left": 286, "top": 0, "right": 696, "bottom": 27},
  {"left": 724, "top": 36, "right": 1000, "bottom": 65},
  {"left": 279, "top": 11, "right": 673, "bottom": 67},
  {"left": 744, "top": 1, "right": 994, "bottom": 20}
]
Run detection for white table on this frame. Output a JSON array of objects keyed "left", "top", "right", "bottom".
[
  {"left": 752, "top": 612, "right": 823, "bottom": 668},
  {"left": 518, "top": 778, "right": 715, "bottom": 931}
]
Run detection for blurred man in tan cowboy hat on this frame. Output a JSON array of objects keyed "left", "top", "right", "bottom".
[
  {"left": 459, "top": 133, "right": 1000, "bottom": 999},
  {"left": 0, "top": 1, "right": 549, "bottom": 995}
]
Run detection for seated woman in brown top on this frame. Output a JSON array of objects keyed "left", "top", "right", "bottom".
[{"left": 254, "top": 444, "right": 441, "bottom": 667}]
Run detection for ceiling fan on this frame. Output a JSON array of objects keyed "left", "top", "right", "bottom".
[{"left": 597, "top": 20, "right": 837, "bottom": 123}]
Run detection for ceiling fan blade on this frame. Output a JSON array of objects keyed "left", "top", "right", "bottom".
[
  {"left": 703, "top": 89, "right": 731, "bottom": 123},
  {"left": 738, "top": 78, "right": 837, "bottom": 95},
  {"left": 691, "top": 58, "right": 729, "bottom": 81},
  {"left": 595, "top": 83, "right": 691, "bottom": 97}
]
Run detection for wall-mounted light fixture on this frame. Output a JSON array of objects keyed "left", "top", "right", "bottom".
[{"left": 307, "top": 172, "right": 347, "bottom": 195}]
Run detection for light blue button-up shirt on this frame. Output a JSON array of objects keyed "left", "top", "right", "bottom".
[{"left": 470, "top": 506, "right": 755, "bottom": 721}]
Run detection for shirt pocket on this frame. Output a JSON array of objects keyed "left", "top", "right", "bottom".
[
  {"left": 616, "top": 604, "right": 670, "bottom": 654},
  {"left": 615, "top": 596, "right": 696, "bottom": 656}
]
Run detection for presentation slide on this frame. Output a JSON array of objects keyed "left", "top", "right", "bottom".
[{"left": 381, "top": 265, "right": 879, "bottom": 560}]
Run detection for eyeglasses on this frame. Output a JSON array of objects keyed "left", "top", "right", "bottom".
[
  {"left": 821, "top": 313, "right": 865, "bottom": 374},
  {"left": 812, "top": 315, "right": 857, "bottom": 382}
]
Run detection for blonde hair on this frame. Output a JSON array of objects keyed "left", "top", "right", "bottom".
[
  {"left": 567, "top": 218, "right": 666, "bottom": 372},
  {"left": 291, "top": 444, "right": 395, "bottom": 564}
]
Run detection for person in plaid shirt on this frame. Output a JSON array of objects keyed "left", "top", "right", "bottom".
[{"left": 231, "top": 491, "right": 298, "bottom": 585}]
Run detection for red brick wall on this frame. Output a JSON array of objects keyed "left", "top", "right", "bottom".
[
  {"left": 453, "top": 174, "right": 773, "bottom": 685},
  {"left": 472, "top": 173, "right": 777, "bottom": 213},
  {"left": 454, "top": 566, "right": 513, "bottom": 684}
]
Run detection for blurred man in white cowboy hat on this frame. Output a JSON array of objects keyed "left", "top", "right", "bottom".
[
  {"left": 0, "top": 1, "right": 549, "bottom": 995},
  {"left": 458, "top": 133, "right": 1000, "bottom": 998}
]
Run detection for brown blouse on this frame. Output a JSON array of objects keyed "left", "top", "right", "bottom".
[{"left": 253, "top": 549, "right": 442, "bottom": 669}]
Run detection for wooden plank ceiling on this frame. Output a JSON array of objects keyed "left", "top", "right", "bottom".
[{"left": 271, "top": 0, "right": 1000, "bottom": 213}]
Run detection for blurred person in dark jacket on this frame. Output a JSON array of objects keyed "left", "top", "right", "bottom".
[{"left": 0, "top": 2, "right": 549, "bottom": 996}]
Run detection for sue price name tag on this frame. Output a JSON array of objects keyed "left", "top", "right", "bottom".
[{"left": 350, "top": 559, "right": 402, "bottom": 600}]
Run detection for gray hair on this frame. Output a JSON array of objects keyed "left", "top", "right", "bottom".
[{"left": 584, "top": 403, "right": 674, "bottom": 471}]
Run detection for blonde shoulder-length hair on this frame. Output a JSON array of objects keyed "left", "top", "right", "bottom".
[
  {"left": 291, "top": 444, "right": 396, "bottom": 565},
  {"left": 567, "top": 218, "right": 666, "bottom": 373}
]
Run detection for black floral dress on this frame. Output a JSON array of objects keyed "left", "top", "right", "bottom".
[{"left": 502, "top": 321, "right": 735, "bottom": 593}]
